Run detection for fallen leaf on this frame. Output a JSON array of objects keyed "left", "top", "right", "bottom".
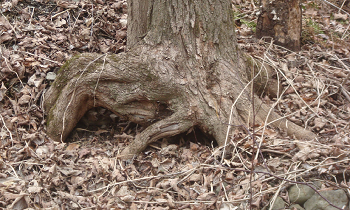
[
  {"left": 18, "top": 94, "right": 31, "bottom": 105},
  {"left": 78, "top": 148, "right": 90, "bottom": 158},
  {"left": 66, "top": 143, "right": 80, "bottom": 151},
  {"left": 334, "top": 13, "right": 347, "bottom": 21}
]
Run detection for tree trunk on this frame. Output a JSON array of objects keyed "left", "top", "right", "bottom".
[
  {"left": 256, "top": 0, "right": 302, "bottom": 51},
  {"left": 44, "top": 0, "right": 315, "bottom": 159}
]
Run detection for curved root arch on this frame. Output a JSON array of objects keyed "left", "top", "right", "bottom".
[{"left": 44, "top": 47, "right": 315, "bottom": 159}]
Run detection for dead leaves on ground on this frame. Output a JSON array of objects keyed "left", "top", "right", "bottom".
[{"left": 0, "top": 0, "right": 350, "bottom": 209}]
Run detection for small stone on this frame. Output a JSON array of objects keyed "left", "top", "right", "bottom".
[
  {"left": 289, "top": 204, "right": 305, "bottom": 210},
  {"left": 288, "top": 182, "right": 321, "bottom": 204},
  {"left": 303, "top": 189, "right": 348, "bottom": 210},
  {"left": 46, "top": 72, "right": 57, "bottom": 81},
  {"left": 270, "top": 196, "right": 286, "bottom": 210}
]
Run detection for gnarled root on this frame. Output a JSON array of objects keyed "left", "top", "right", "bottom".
[
  {"left": 119, "top": 110, "right": 194, "bottom": 159},
  {"left": 44, "top": 51, "right": 316, "bottom": 159}
]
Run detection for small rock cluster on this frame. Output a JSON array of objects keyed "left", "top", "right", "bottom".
[{"left": 271, "top": 182, "right": 349, "bottom": 210}]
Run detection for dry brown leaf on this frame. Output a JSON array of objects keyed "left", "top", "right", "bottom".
[
  {"left": 65, "top": 143, "right": 80, "bottom": 151},
  {"left": 78, "top": 148, "right": 90, "bottom": 158},
  {"left": 9, "top": 196, "right": 28, "bottom": 210},
  {"left": 160, "top": 144, "right": 178, "bottom": 156},
  {"left": 18, "top": 94, "right": 31, "bottom": 105},
  {"left": 36, "top": 145, "right": 50, "bottom": 158},
  {"left": 334, "top": 13, "right": 347, "bottom": 21},
  {"left": 0, "top": 0, "right": 349, "bottom": 209},
  {"left": 189, "top": 173, "right": 202, "bottom": 182},
  {"left": 27, "top": 180, "right": 42, "bottom": 193},
  {"left": 0, "top": 33, "right": 12, "bottom": 44},
  {"left": 313, "top": 117, "right": 326, "bottom": 130}
]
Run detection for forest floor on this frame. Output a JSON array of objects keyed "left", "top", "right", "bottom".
[{"left": 1, "top": 0, "right": 350, "bottom": 209}]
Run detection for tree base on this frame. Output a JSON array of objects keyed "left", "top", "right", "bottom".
[{"left": 44, "top": 47, "right": 315, "bottom": 159}]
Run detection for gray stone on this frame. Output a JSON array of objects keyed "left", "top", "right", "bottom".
[
  {"left": 270, "top": 196, "right": 286, "bottom": 210},
  {"left": 46, "top": 72, "right": 56, "bottom": 81},
  {"left": 288, "top": 183, "right": 320, "bottom": 204},
  {"left": 289, "top": 204, "right": 305, "bottom": 210},
  {"left": 304, "top": 189, "right": 348, "bottom": 210}
]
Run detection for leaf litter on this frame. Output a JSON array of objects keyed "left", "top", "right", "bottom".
[{"left": 0, "top": 0, "right": 350, "bottom": 209}]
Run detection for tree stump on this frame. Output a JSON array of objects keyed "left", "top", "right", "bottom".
[{"left": 256, "top": 0, "right": 302, "bottom": 51}]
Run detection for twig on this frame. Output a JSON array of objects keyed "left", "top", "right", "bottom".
[
  {"left": 29, "top": 6, "right": 35, "bottom": 26},
  {"left": 249, "top": 51, "right": 256, "bottom": 210},
  {"left": 1, "top": 12, "right": 18, "bottom": 36},
  {"left": 15, "top": 50, "right": 61, "bottom": 65},
  {"left": 222, "top": 57, "right": 268, "bottom": 163},
  {"left": 89, "top": 3, "right": 95, "bottom": 49},
  {"left": 338, "top": 0, "right": 347, "bottom": 13},
  {"left": 332, "top": 53, "right": 350, "bottom": 101},
  {"left": 6, "top": 163, "right": 19, "bottom": 179},
  {"left": 88, "top": 169, "right": 190, "bottom": 193},
  {"left": 93, "top": 53, "right": 108, "bottom": 106},
  {"left": 114, "top": 133, "right": 134, "bottom": 139},
  {"left": 321, "top": 0, "right": 350, "bottom": 17},
  {"left": 319, "top": 0, "right": 350, "bottom": 40},
  {"left": 51, "top": 9, "right": 70, "bottom": 19},
  {"left": 260, "top": 149, "right": 292, "bottom": 158},
  {"left": 0, "top": 113, "right": 14, "bottom": 146},
  {"left": 70, "top": 9, "right": 82, "bottom": 33},
  {"left": 1, "top": 49, "right": 24, "bottom": 88}
]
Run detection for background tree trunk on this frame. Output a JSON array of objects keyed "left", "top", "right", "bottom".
[
  {"left": 256, "top": 0, "right": 302, "bottom": 51},
  {"left": 44, "top": 0, "right": 315, "bottom": 159}
]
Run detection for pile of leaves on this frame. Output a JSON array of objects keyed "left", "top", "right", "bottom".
[{"left": 0, "top": 0, "right": 350, "bottom": 209}]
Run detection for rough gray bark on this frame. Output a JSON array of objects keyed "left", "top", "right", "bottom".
[
  {"left": 44, "top": 0, "right": 315, "bottom": 159},
  {"left": 256, "top": 0, "right": 302, "bottom": 51}
]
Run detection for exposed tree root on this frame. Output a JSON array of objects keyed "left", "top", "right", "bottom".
[{"left": 44, "top": 46, "right": 316, "bottom": 159}]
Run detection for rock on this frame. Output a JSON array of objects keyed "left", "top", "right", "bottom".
[
  {"left": 288, "top": 182, "right": 321, "bottom": 204},
  {"left": 46, "top": 72, "right": 57, "bottom": 81},
  {"left": 290, "top": 204, "right": 305, "bottom": 210},
  {"left": 270, "top": 196, "right": 286, "bottom": 210},
  {"left": 303, "top": 189, "right": 348, "bottom": 210}
]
